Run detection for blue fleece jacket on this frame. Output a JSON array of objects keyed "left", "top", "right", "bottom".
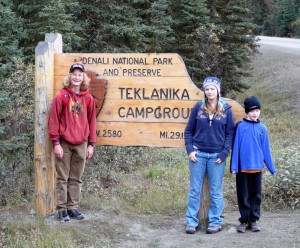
[
  {"left": 230, "top": 118, "right": 276, "bottom": 174},
  {"left": 184, "top": 99, "right": 235, "bottom": 162}
]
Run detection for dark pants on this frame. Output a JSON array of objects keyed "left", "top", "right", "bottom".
[{"left": 236, "top": 172, "right": 262, "bottom": 223}]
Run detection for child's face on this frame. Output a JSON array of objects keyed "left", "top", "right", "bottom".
[
  {"left": 70, "top": 69, "right": 84, "bottom": 87},
  {"left": 247, "top": 109, "right": 260, "bottom": 122}
]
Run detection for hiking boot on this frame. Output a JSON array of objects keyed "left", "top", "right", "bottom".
[
  {"left": 185, "top": 225, "right": 196, "bottom": 234},
  {"left": 236, "top": 223, "right": 247, "bottom": 233},
  {"left": 250, "top": 221, "right": 260, "bottom": 232},
  {"left": 67, "top": 209, "right": 85, "bottom": 220},
  {"left": 58, "top": 210, "right": 70, "bottom": 222},
  {"left": 206, "top": 225, "right": 222, "bottom": 234}
]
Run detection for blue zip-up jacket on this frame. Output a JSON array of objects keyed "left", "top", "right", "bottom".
[
  {"left": 184, "top": 99, "right": 235, "bottom": 162},
  {"left": 230, "top": 118, "right": 276, "bottom": 174}
]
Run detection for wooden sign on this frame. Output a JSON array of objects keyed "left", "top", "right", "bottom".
[
  {"left": 35, "top": 33, "right": 245, "bottom": 217},
  {"left": 54, "top": 53, "right": 245, "bottom": 147}
]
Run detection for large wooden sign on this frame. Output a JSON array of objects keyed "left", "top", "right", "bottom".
[
  {"left": 54, "top": 53, "right": 244, "bottom": 147},
  {"left": 35, "top": 33, "right": 245, "bottom": 217}
]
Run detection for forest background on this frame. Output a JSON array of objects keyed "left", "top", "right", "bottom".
[{"left": 0, "top": 0, "right": 299, "bottom": 246}]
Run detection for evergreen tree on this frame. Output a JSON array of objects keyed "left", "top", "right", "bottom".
[
  {"left": 250, "top": 0, "right": 300, "bottom": 37},
  {"left": 0, "top": 59, "right": 34, "bottom": 156},
  {"left": 0, "top": 91, "right": 12, "bottom": 155},
  {"left": 274, "top": 0, "right": 297, "bottom": 37},
  {"left": 172, "top": 0, "right": 259, "bottom": 95},
  {"left": 12, "top": 0, "right": 83, "bottom": 60},
  {"left": 0, "top": 59, "right": 34, "bottom": 205},
  {"left": 247, "top": 0, "right": 275, "bottom": 35},
  {"left": 195, "top": 0, "right": 259, "bottom": 96},
  {"left": 78, "top": 0, "right": 148, "bottom": 53},
  {"left": 144, "top": 0, "right": 176, "bottom": 52},
  {"left": 291, "top": 18, "right": 300, "bottom": 37},
  {"left": 169, "top": 0, "right": 209, "bottom": 83},
  {"left": 37, "top": 0, "right": 83, "bottom": 51},
  {"left": 0, "top": 0, "right": 24, "bottom": 79},
  {"left": 78, "top": 0, "right": 175, "bottom": 53}
]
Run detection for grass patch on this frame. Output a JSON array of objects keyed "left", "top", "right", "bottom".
[
  {"left": 0, "top": 218, "right": 76, "bottom": 248},
  {"left": 82, "top": 148, "right": 189, "bottom": 215},
  {"left": 134, "top": 163, "right": 188, "bottom": 214}
]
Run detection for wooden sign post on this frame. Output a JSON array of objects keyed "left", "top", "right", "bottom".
[
  {"left": 34, "top": 33, "right": 62, "bottom": 215},
  {"left": 35, "top": 34, "right": 245, "bottom": 224}
]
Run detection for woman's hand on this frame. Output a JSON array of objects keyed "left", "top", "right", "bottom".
[
  {"left": 215, "top": 158, "right": 222, "bottom": 164},
  {"left": 189, "top": 151, "right": 198, "bottom": 162}
]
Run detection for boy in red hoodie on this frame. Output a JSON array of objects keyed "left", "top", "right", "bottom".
[{"left": 49, "top": 63, "right": 96, "bottom": 222}]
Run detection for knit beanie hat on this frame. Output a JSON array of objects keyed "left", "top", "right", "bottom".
[
  {"left": 203, "top": 76, "right": 221, "bottom": 96},
  {"left": 244, "top": 96, "right": 261, "bottom": 113}
]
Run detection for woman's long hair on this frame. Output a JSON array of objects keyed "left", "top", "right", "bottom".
[
  {"left": 62, "top": 72, "right": 91, "bottom": 90},
  {"left": 203, "top": 97, "right": 223, "bottom": 117}
]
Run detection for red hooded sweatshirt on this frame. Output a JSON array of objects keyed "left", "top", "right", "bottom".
[{"left": 48, "top": 87, "right": 96, "bottom": 145}]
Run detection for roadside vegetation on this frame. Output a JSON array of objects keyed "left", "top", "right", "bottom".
[
  {"left": 2, "top": 48, "right": 299, "bottom": 246},
  {"left": 0, "top": 0, "right": 300, "bottom": 247}
]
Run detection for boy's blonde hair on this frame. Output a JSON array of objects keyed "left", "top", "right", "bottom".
[{"left": 62, "top": 72, "right": 91, "bottom": 90}]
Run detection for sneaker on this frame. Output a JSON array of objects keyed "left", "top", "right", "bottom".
[
  {"left": 236, "top": 223, "right": 247, "bottom": 233},
  {"left": 67, "top": 209, "right": 85, "bottom": 220},
  {"left": 58, "top": 210, "right": 70, "bottom": 222},
  {"left": 250, "top": 221, "right": 260, "bottom": 232},
  {"left": 206, "top": 225, "right": 222, "bottom": 234},
  {"left": 185, "top": 225, "right": 197, "bottom": 234}
]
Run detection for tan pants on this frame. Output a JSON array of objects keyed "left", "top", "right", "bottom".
[{"left": 55, "top": 139, "right": 87, "bottom": 211}]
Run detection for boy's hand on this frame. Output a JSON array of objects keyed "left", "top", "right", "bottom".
[
  {"left": 54, "top": 144, "right": 63, "bottom": 159},
  {"left": 86, "top": 145, "right": 94, "bottom": 160}
]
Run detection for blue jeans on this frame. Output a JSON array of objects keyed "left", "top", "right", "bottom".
[{"left": 186, "top": 151, "right": 226, "bottom": 227}]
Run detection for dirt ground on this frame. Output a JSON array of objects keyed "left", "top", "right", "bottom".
[
  {"left": 1, "top": 42, "right": 300, "bottom": 248},
  {"left": 44, "top": 209, "right": 299, "bottom": 248},
  {"left": 1, "top": 207, "right": 300, "bottom": 248},
  {"left": 0, "top": 210, "right": 300, "bottom": 248}
]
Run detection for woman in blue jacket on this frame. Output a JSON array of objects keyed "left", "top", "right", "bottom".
[
  {"left": 231, "top": 96, "right": 276, "bottom": 233},
  {"left": 184, "top": 77, "right": 235, "bottom": 234}
]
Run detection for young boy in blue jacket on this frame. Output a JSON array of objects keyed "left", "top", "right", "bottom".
[{"left": 230, "top": 96, "right": 276, "bottom": 233}]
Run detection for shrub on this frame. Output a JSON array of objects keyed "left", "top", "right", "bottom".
[{"left": 263, "top": 143, "right": 300, "bottom": 210}]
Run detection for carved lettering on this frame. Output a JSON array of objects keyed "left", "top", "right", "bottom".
[
  {"left": 82, "top": 57, "right": 109, "bottom": 64},
  {"left": 122, "top": 69, "right": 161, "bottom": 76},
  {"left": 113, "top": 57, "right": 148, "bottom": 65},
  {"left": 118, "top": 106, "right": 192, "bottom": 119},
  {"left": 118, "top": 87, "right": 190, "bottom": 100},
  {"left": 103, "top": 68, "right": 119, "bottom": 76},
  {"left": 153, "top": 57, "right": 173, "bottom": 65}
]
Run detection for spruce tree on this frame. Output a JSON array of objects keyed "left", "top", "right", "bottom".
[
  {"left": 250, "top": 0, "right": 300, "bottom": 37},
  {"left": 0, "top": 60, "right": 34, "bottom": 205},
  {"left": 0, "top": 91, "right": 12, "bottom": 155},
  {"left": 274, "top": 0, "right": 297, "bottom": 37},
  {"left": 0, "top": 59, "right": 34, "bottom": 156},
  {"left": 12, "top": 0, "right": 83, "bottom": 60},
  {"left": 0, "top": 0, "right": 24, "bottom": 79},
  {"left": 169, "top": 0, "right": 209, "bottom": 82},
  {"left": 246, "top": 0, "right": 275, "bottom": 35},
  {"left": 78, "top": 0, "right": 147, "bottom": 53},
  {"left": 191, "top": 0, "right": 259, "bottom": 96},
  {"left": 144, "top": 0, "right": 176, "bottom": 52}
]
